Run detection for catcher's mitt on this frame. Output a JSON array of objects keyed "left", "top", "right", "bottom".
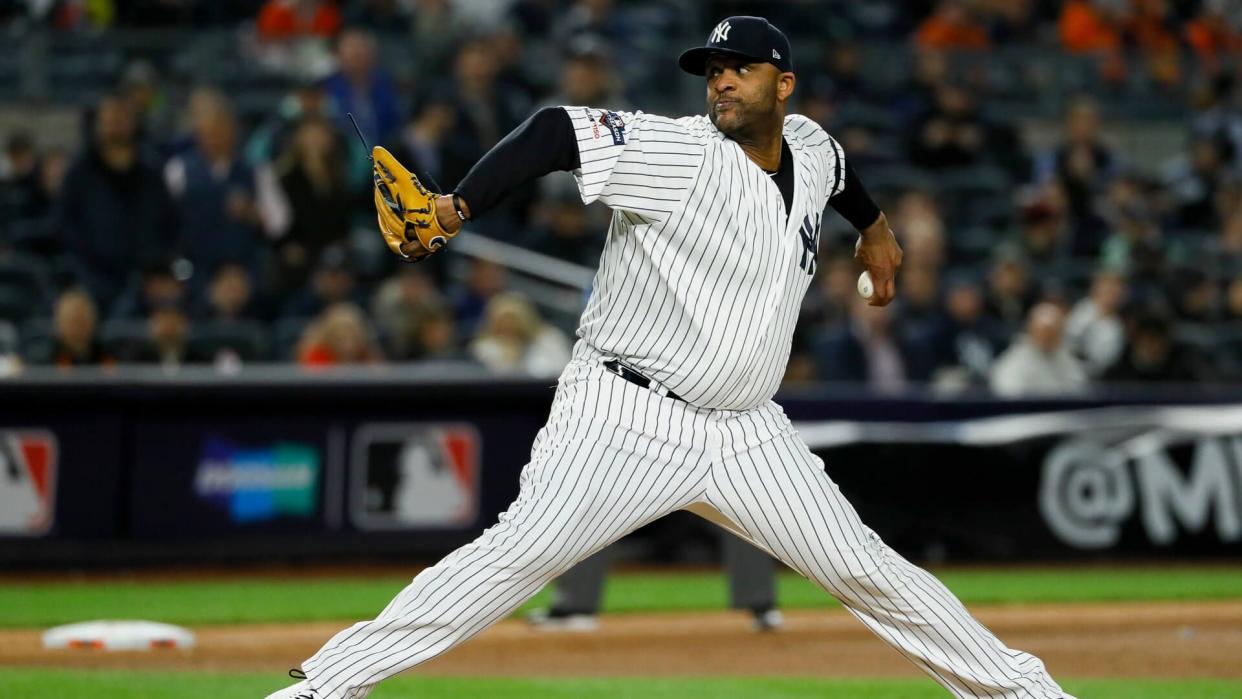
[{"left": 371, "top": 146, "right": 456, "bottom": 262}]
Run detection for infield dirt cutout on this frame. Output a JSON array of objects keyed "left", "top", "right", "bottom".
[{"left": 1, "top": 601, "right": 1240, "bottom": 678}]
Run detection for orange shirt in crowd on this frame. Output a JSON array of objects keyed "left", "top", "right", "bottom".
[
  {"left": 257, "top": 0, "right": 342, "bottom": 41},
  {"left": 1186, "top": 17, "right": 1242, "bottom": 64},
  {"left": 914, "top": 14, "right": 990, "bottom": 51},
  {"left": 1058, "top": 0, "right": 1122, "bottom": 53}
]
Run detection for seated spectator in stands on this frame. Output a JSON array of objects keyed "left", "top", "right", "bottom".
[
  {"left": 1065, "top": 269, "right": 1127, "bottom": 377},
  {"left": 907, "top": 83, "right": 992, "bottom": 169},
  {"left": 893, "top": 263, "right": 944, "bottom": 382},
  {"left": 1099, "top": 177, "right": 1169, "bottom": 299},
  {"left": 1171, "top": 267, "right": 1222, "bottom": 323},
  {"left": 129, "top": 302, "right": 196, "bottom": 367},
  {"left": 470, "top": 292, "right": 570, "bottom": 378},
  {"left": 298, "top": 302, "right": 384, "bottom": 366},
  {"left": 388, "top": 93, "right": 457, "bottom": 197},
  {"left": 891, "top": 190, "right": 947, "bottom": 270},
  {"left": 1034, "top": 98, "right": 1117, "bottom": 249},
  {"left": 984, "top": 247, "right": 1037, "bottom": 337},
  {"left": 371, "top": 267, "right": 446, "bottom": 359},
  {"left": 442, "top": 38, "right": 532, "bottom": 191},
  {"left": 57, "top": 92, "right": 178, "bottom": 314},
  {"left": 246, "top": 79, "right": 337, "bottom": 164},
  {"left": 257, "top": 0, "right": 342, "bottom": 41},
  {"left": 1186, "top": 0, "right": 1242, "bottom": 76},
  {"left": 452, "top": 258, "right": 508, "bottom": 337},
  {"left": 814, "top": 295, "right": 911, "bottom": 393},
  {"left": 324, "top": 29, "right": 402, "bottom": 147},
  {"left": 1125, "top": 0, "right": 1183, "bottom": 89},
  {"left": 200, "top": 263, "right": 267, "bottom": 321},
  {"left": 1, "top": 131, "right": 39, "bottom": 214},
  {"left": 273, "top": 115, "right": 352, "bottom": 291},
  {"left": 800, "top": 253, "right": 857, "bottom": 328},
  {"left": 525, "top": 190, "right": 604, "bottom": 267},
  {"left": 416, "top": 306, "right": 464, "bottom": 361},
  {"left": 40, "top": 289, "right": 113, "bottom": 367},
  {"left": 1163, "top": 135, "right": 1235, "bottom": 231},
  {"left": 282, "top": 245, "right": 363, "bottom": 318},
  {"left": 1058, "top": 0, "right": 1123, "bottom": 54},
  {"left": 914, "top": 0, "right": 989, "bottom": 51},
  {"left": 1014, "top": 193, "right": 1072, "bottom": 269},
  {"left": 110, "top": 259, "right": 186, "bottom": 320},
  {"left": 0, "top": 132, "right": 63, "bottom": 251},
  {"left": 990, "top": 302, "right": 1087, "bottom": 397},
  {"left": 545, "top": 38, "right": 629, "bottom": 110},
  {"left": 928, "top": 274, "right": 1003, "bottom": 390},
  {"left": 1103, "top": 311, "right": 1211, "bottom": 383},
  {"left": 166, "top": 89, "right": 277, "bottom": 287}
]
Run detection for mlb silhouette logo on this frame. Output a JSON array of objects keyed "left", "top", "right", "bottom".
[
  {"left": 0, "top": 431, "right": 57, "bottom": 536},
  {"left": 351, "top": 423, "right": 481, "bottom": 530}
]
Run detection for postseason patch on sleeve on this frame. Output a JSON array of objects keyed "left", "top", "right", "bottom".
[{"left": 598, "top": 110, "right": 626, "bottom": 145}]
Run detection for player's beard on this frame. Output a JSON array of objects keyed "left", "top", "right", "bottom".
[{"left": 708, "top": 81, "right": 781, "bottom": 144}]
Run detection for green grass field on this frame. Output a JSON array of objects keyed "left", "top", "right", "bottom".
[
  {"left": 1, "top": 670, "right": 1240, "bottom": 699},
  {"left": 2, "top": 566, "right": 1240, "bottom": 698},
  {"left": 1, "top": 565, "right": 1239, "bottom": 628}
]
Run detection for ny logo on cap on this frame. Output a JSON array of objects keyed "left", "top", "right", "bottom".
[{"left": 710, "top": 20, "right": 731, "bottom": 44}]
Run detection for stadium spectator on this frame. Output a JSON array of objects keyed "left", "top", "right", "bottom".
[
  {"left": 371, "top": 267, "right": 446, "bottom": 359},
  {"left": 545, "top": 38, "right": 627, "bottom": 109},
  {"left": 407, "top": 0, "right": 460, "bottom": 72},
  {"left": 1034, "top": 98, "right": 1118, "bottom": 252},
  {"left": 272, "top": 115, "right": 352, "bottom": 291},
  {"left": 1, "top": 131, "right": 43, "bottom": 244},
  {"left": 1098, "top": 176, "right": 1168, "bottom": 294},
  {"left": 1014, "top": 191, "right": 1072, "bottom": 269},
  {"left": 120, "top": 60, "right": 176, "bottom": 152},
  {"left": 1125, "top": 0, "right": 1183, "bottom": 89},
  {"left": 165, "top": 89, "right": 276, "bottom": 286},
  {"left": 1103, "top": 311, "right": 1210, "bottom": 383},
  {"left": 914, "top": 0, "right": 989, "bottom": 51},
  {"left": 257, "top": 0, "right": 342, "bottom": 41},
  {"left": 890, "top": 190, "right": 947, "bottom": 270},
  {"left": 800, "top": 253, "right": 858, "bottom": 328},
  {"left": 1058, "top": 0, "right": 1123, "bottom": 54},
  {"left": 441, "top": 38, "right": 533, "bottom": 190},
  {"left": 907, "top": 82, "right": 993, "bottom": 169},
  {"left": 814, "top": 295, "right": 911, "bottom": 393},
  {"left": 323, "top": 29, "right": 402, "bottom": 148},
  {"left": 200, "top": 263, "right": 267, "bottom": 322},
  {"left": 470, "top": 292, "right": 571, "bottom": 378},
  {"left": 35, "top": 289, "right": 113, "bottom": 367},
  {"left": 990, "top": 302, "right": 1087, "bottom": 397},
  {"left": 298, "top": 302, "right": 384, "bottom": 366},
  {"left": 984, "top": 248, "right": 1038, "bottom": 336},
  {"left": 110, "top": 259, "right": 187, "bottom": 320},
  {"left": 129, "top": 302, "right": 196, "bottom": 366},
  {"left": 1171, "top": 267, "right": 1222, "bottom": 323},
  {"left": 387, "top": 94, "right": 457, "bottom": 193},
  {"left": 246, "top": 79, "right": 338, "bottom": 164},
  {"left": 928, "top": 274, "right": 1003, "bottom": 390},
  {"left": 1185, "top": 0, "right": 1242, "bottom": 76},
  {"left": 452, "top": 258, "right": 508, "bottom": 337},
  {"left": 1065, "top": 269, "right": 1128, "bottom": 377},
  {"left": 1163, "top": 134, "right": 1235, "bottom": 231},
  {"left": 524, "top": 190, "right": 604, "bottom": 267},
  {"left": 282, "top": 245, "right": 363, "bottom": 318},
  {"left": 57, "top": 92, "right": 178, "bottom": 313}
]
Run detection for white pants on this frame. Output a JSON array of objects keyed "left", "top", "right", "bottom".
[{"left": 302, "top": 349, "right": 1071, "bottom": 698}]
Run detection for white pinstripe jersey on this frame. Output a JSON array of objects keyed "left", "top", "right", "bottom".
[{"left": 564, "top": 106, "right": 846, "bottom": 411}]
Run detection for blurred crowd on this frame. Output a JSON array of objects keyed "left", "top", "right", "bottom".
[{"left": 2, "top": 0, "right": 1242, "bottom": 393}]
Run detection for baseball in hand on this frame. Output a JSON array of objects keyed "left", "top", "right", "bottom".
[{"left": 857, "top": 270, "right": 874, "bottom": 299}]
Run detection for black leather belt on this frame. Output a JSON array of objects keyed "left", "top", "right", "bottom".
[{"left": 603, "top": 360, "right": 684, "bottom": 402}]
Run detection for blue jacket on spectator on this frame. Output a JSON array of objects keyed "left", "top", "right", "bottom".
[
  {"left": 57, "top": 146, "right": 179, "bottom": 313},
  {"left": 167, "top": 148, "right": 263, "bottom": 285}
]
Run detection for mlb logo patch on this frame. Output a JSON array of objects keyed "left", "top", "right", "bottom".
[
  {"left": 350, "top": 423, "right": 481, "bottom": 530},
  {"left": 0, "top": 430, "right": 57, "bottom": 536},
  {"left": 598, "top": 111, "right": 626, "bottom": 146}
]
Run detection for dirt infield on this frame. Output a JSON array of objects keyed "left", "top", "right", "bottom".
[{"left": 2, "top": 600, "right": 1240, "bottom": 678}]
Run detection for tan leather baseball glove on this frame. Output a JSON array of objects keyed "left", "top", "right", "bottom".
[{"left": 371, "top": 146, "right": 456, "bottom": 262}]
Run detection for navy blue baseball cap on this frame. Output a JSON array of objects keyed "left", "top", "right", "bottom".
[{"left": 678, "top": 16, "right": 794, "bottom": 76}]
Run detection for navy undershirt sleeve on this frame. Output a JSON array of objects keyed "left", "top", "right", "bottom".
[
  {"left": 828, "top": 158, "right": 882, "bottom": 231},
  {"left": 452, "top": 107, "right": 581, "bottom": 219}
]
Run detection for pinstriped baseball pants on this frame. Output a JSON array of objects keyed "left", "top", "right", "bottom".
[{"left": 302, "top": 346, "right": 1072, "bottom": 699}]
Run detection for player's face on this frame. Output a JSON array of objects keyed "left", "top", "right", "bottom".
[{"left": 705, "top": 56, "right": 783, "bottom": 138}]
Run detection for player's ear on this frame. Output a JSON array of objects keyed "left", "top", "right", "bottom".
[{"left": 777, "top": 72, "right": 795, "bottom": 103}]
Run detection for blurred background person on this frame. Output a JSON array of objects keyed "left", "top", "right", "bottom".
[
  {"left": 990, "top": 302, "right": 1087, "bottom": 397},
  {"left": 470, "top": 292, "right": 570, "bottom": 378},
  {"left": 298, "top": 301, "right": 384, "bottom": 366}
]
